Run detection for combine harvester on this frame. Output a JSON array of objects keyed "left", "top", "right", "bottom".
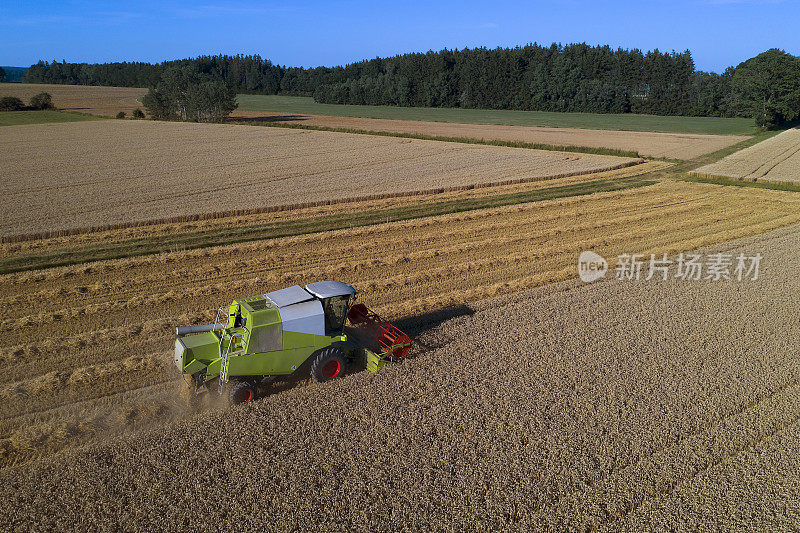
[{"left": 173, "top": 281, "right": 412, "bottom": 404}]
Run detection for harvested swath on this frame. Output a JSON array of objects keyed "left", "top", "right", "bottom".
[
  {"left": 0, "top": 82, "right": 146, "bottom": 116},
  {"left": 231, "top": 110, "right": 749, "bottom": 160},
  {"left": 1, "top": 223, "right": 799, "bottom": 530},
  {"left": 0, "top": 120, "right": 642, "bottom": 238},
  {"left": 692, "top": 128, "right": 800, "bottom": 183},
  {"left": 3, "top": 180, "right": 800, "bottom": 466}
]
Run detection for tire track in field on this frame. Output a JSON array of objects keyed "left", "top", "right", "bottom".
[
  {"left": 746, "top": 141, "right": 800, "bottom": 180},
  {"left": 553, "top": 379, "right": 800, "bottom": 530}
]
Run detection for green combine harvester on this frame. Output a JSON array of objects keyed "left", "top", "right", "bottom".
[{"left": 173, "top": 281, "right": 412, "bottom": 404}]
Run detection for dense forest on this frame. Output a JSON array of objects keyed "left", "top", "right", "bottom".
[{"left": 20, "top": 44, "right": 800, "bottom": 127}]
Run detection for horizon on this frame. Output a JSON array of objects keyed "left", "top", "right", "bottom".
[{"left": 2, "top": 1, "right": 799, "bottom": 75}]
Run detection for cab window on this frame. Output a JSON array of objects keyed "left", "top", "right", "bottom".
[{"left": 322, "top": 296, "right": 350, "bottom": 334}]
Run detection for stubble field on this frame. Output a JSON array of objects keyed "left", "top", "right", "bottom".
[
  {"left": 0, "top": 120, "right": 646, "bottom": 239},
  {"left": 2, "top": 209, "right": 799, "bottom": 530},
  {"left": 693, "top": 127, "right": 800, "bottom": 183}
]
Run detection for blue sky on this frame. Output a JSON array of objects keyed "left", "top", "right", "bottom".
[{"left": 1, "top": 0, "right": 797, "bottom": 73}]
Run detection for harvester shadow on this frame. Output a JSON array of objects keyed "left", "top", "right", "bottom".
[
  {"left": 229, "top": 114, "right": 308, "bottom": 123},
  {"left": 393, "top": 304, "right": 475, "bottom": 336}
]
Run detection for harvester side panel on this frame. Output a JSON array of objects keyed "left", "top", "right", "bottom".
[{"left": 207, "top": 331, "right": 345, "bottom": 378}]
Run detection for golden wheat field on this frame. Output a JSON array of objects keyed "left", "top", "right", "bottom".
[
  {"left": 0, "top": 120, "right": 644, "bottom": 238},
  {"left": 693, "top": 127, "right": 800, "bottom": 182},
  {"left": 232, "top": 110, "right": 749, "bottom": 160},
  {"left": 2, "top": 214, "right": 800, "bottom": 530},
  {"left": 0, "top": 82, "right": 147, "bottom": 116},
  {"left": 3, "top": 176, "right": 800, "bottom": 471}
]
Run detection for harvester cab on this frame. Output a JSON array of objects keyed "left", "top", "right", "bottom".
[{"left": 173, "top": 281, "right": 411, "bottom": 405}]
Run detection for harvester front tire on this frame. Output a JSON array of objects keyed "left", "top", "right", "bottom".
[
  {"left": 311, "top": 347, "right": 346, "bottom": 383},
  {"left": 228, "top": 380, "right": 256, "bottom": 405}
]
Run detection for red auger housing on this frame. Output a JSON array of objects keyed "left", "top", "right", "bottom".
[{"left": 347, "top": 303, "right": 412, "bottom": 360}]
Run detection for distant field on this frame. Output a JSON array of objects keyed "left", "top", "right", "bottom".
[
  {"left": 0, "top": 110, "right": 100, "bottom": 126},
  {"left": 236, "top": 95, "right": 757, "bottom": 136},
  {"left": 232, "top": 111, "right": 748, "bottom": 160},
  {"left": 0, "top": 120, "right": 641, "bottom": 238},
  {"left": 0, "top": 83, "right": 146, "bottom": 116},
  {"left": 0, "top": 84, "right": 755, "bottom": 136},
  {"left": 692, "top": 128, "right": 800, "bottom": 183}
]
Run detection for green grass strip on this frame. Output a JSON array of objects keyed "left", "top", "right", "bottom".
[
  {"left": 683, "top": 174, "right": 800, "bottom": 193},
  {"left": 0, "top": 175, "right": 656, "bottom": 274}
]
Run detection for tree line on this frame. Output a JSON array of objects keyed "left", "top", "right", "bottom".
[{"left": 21, "top": 44, "right": 800, "bottom": 128}]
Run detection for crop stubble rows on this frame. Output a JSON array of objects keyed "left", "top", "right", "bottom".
[
  {"left": 692, "top": 127, "right": 800, "bottom": 183},
  {"left": 2, "top": 179, "right": 800, "bottom": 467},
  {"left": 2, "top": 212, "right": 800, "bottom": 530}
]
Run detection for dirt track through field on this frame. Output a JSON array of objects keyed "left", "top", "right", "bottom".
[
  {"left": 231, "top": 110, "right": 748, "bottom": 160},
  {"left": 2, "top": 212, "right": 800, "bottom": 530},
  {"left": 0, "top": 120, "right": 641, "bottom": 238},
  {"left": 2, "top": 179, "right": 800, "bottom": 468}
]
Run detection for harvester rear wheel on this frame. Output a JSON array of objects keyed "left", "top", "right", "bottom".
[
  {"left": 310, "top": 347, "right": 346, "bottom": 383},
  {"left": 229, "top": 380, "right": 256, "bottom": 405}
]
